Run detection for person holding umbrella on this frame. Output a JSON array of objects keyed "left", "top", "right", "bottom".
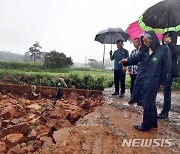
[
  {"left": 109, "top": 39, "right": 129, "bottom": 97},
  {"left": 158, "top": 32, "right": 180, "bottom": 119},
  {"left": 95, "top": 27, "right": 129, "bottom": 70},
  {"left": 119, "top": 31, "right": 172, "bottom": 131}
]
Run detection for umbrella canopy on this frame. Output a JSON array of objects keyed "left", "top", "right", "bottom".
[
  {"left": 95, "top": 27, "right": 128, "bottom": 44},
  {"left": 127, "top": 21, "right": 163, "bottom": 41},
  {"left": 139, "top": 0, "right": 180, "bottom": 34}
]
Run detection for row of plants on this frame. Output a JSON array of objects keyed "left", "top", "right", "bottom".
[
  {"left": 1, "top": 73, "right": 180, "bottom": 91},
  {"left": 0, "top": 74, "right": 114, "bottom": 91}
]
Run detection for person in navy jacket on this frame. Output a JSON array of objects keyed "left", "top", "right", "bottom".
[
  {"left": 158, "top": 33, "right": 180, "bottom": 119},
  {"left": 119, "top": 31, "right": 172, "bottom": 131}
]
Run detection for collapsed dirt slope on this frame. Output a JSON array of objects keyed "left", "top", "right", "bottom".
[
  {"left": 0, "top": 86, "right": 179, "bottom": 154},
  {"left": 0, "top": 89, "right": 102, "bottom": 154},
  {"left": 38, "top": 89, "right": 180, "bottom": 154}
]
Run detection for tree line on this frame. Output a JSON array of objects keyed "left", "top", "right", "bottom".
[{"left": 24, "top": 41, "right": 73, "bottom": 68}]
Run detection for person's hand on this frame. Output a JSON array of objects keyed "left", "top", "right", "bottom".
[
  {"left": 118, "top": 59, "right": 128, "bottom": 64},
  {"left": 163, "top": 36, "right": 171, "bottom": 44},
  {"left": 122, "top": 67, "right": 127, "bottom": 73},
  {"left": 109, "top": 50, "right": 113, "bottom": 55}
]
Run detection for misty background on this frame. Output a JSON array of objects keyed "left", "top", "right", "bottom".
[{"left": 0, "top": 0, "right": 174, "bottom": 67}]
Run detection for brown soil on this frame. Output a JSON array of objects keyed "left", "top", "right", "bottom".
[
  {"left": 0, "top": 88, "right": 179, "bottom": 154},
  {"left": 0, "top": 91, "right": 102, "bottom": 154},
  {"left": 38, "top": 90, "right": 180, "bottom": 154}
]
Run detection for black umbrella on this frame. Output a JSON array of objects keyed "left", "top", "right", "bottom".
[
  {"left": 95, "top": 28, "right": 128, "bottom": 70},
  {"left": 139, "top": 0, "right": 180, "bottom": 34},
  {"left": 95, "top": 27, "right": 128, "bottom": 46}
]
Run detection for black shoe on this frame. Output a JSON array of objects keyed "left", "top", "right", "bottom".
[
  {"left": 112, "top": 92, "right": 119, "bottom": 95},
  {"left": 133, "top": 124, "right": 151, "bottom": 132},
  {"left": 151, "top": 124, "right": 158, "bottom": 130},
  {"left": 158, "top": 112, "right": 169, "bottom": 119},
  {"left": 119, "top": 93, "right": 124, "bottom": 98}
]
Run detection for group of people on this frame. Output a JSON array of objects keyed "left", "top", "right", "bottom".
[{"left": 109, "top": 31, "right": 180, "bottom": 132}]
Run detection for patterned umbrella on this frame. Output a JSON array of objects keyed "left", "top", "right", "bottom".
[
  {"left": 139, "top": 0, "right": 180, "bottom": 34},
  {"left": 127, "top": 21, "right": 163, "bottom": 41}
]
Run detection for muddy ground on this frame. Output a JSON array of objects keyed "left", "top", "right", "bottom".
[
  {"left": 0, "top": 88, "right": 179, "bottom": 154},
  {"left": 39, "top": 88, "right": 180, "bottom": 154}
]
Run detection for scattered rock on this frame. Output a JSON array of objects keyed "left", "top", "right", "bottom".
[
  {"left": 79, "top": 100, "right": 91, "bottom": 109},
  {"left": 2, "top": 120, "right": 11, "bottom": 128},
  {"left": 34, "top": 140, "right": 42, "bottom": 149},
  {"left": 27, "top": 104, "right": 41, "bottom": 110},
  {"left": 53, "top": 127, "right": 72, "bottom": 144},
  {"left": 7, "top": 144, "right": 26, "bottom": 154},
  {"left": 11, "top": 118, "right": 21, "bottom": 125},
  {"left": 42, "top": 137, "right": 54, "bottom": 149},
  {"left": 27, "top": 129, "right": 37, "bottom": 140},
  {"left": 13, "top": 113, "right": 21, "bottom": 119},
  {"left": 37, "top": 114, "right": 47, "bottom": 125},
  {"left": 1, "top": 122, "right": 28, "bottom": 137},
  {"left": 68, "top": 112, "right": 81, "bottom": 124},
  {"left": 53, "top": 118, "right": 72, "bottom": 130},
  {"left": 0, "top": 141, "right": 7, "bottom": 153},
  {"left": 0, "top": 105, "right": 15, "bottom": 120},
  {"left": 20, "top": 143, "right": 26, "bottom": 147},
  {"left": 49, "top": 107, "right": 69, "bottom": 119},
  {"left": 6, "top": 133, "right": 26, "bottom": 146},
  {"left": 2, "top": 95, "right": 8, "bottom": 99},
  {"left": 46, "top": 118, "right": 57, "bottom": 128},
  {"left": 23, "top": 145, "right": 34, "bottom": 153},
  {"left": 39, "top": 136, "right": 49, "bottom": 142}
]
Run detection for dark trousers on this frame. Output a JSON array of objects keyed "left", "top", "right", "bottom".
[
  {"left": 130, "top": 74, "right": 137, "bottom": 96},
  {"left": 143, "top": 104, "right": 158, "bottom": 129},
  {"left": 114, "top": 69, "right": 126, "bottom": 94},
  {"left": 162, "top": 77, "right": 173, "bottom": 113}
]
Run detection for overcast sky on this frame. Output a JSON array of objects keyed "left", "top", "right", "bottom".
[{"left": 0, "top": 0, "right": 162, "bottom": 63}]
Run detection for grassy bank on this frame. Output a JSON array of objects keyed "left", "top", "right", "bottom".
[
  {"left": 0, "top": 62, "right": 115, "bottom": 91},
  {"left": 0, "top": 61, "right": 179, "bottom": 90}
]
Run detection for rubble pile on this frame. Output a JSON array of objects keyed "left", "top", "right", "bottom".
[{"left": 0, "top": 91, "right": 102, "bottom": 153}]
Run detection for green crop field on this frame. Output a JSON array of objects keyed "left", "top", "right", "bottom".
[{"left": 0, "top": 61, "right": 179, "bottom": 91}]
